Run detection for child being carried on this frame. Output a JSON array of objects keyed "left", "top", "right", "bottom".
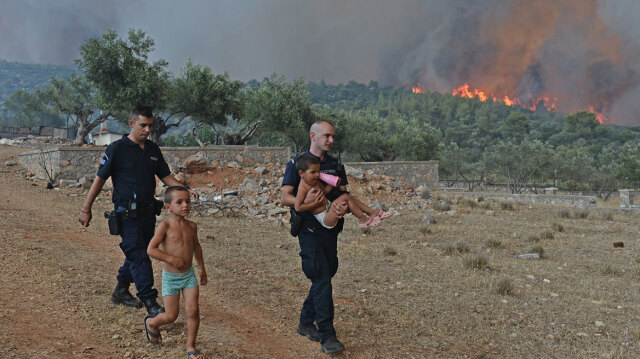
[{"left": 294, "top": 154, "right": 392, "bottom": 229}]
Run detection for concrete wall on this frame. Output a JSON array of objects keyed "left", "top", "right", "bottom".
[{"left": 346, "top": 161, "right": 439, "bottom": 190}]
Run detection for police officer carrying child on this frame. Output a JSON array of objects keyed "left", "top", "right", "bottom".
[
  {"left": 78, "top": 105, "right": 198, "bottom": 317},
  {"left": 281, "top": 120, "right": 349, "bottom": 354}
]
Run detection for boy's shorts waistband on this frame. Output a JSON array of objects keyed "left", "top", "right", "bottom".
[{"left": 162, "top": 266, "right": 194, "bottom": 278}]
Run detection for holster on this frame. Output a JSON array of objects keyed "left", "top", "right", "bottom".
[
  {"left": 289, "top": 209, "right": 303, "bottom": 237},
  {"left": 104, "top": 211, "right": 122, "bottom": 236}
]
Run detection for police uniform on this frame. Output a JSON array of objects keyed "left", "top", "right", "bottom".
[
  {"left": 97, "top": 135, "right": 170, "bottom": 302},
  {"left": 282, "top": 150, "right": 347, "bottom": 342}
]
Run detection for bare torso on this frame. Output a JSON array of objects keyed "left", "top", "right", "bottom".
[{"left": 160, "top": 218, "right": 197, "bottom": 273}]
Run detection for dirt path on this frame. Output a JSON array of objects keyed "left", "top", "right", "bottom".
[{"left": 0, "top": 146, "right": 324, "bottom": 358}]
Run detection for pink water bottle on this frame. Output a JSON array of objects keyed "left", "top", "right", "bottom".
[{"left": 319, "top": 173, "right": 341, "bottom": 187}]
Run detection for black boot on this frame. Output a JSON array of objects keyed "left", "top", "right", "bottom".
[
  {"left": 143, "top": 298, "right": 165, "bottom": 318},
  {"left": 111, "top": 282, "right": 142, "bottom": 308}
]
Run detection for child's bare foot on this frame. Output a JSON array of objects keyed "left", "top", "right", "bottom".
[
  {"left": 187, "top": 348, "right": 204, "bottom": 359},
  {"left": 144, "top": 315, "right": 162, "bottom": 345}
]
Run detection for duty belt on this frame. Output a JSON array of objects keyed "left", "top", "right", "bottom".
[{"left": 117, "top": 203, "right": 157, "bottom": 217}]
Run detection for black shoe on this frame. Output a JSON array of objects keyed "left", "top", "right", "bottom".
[
  {"left": 320, "top": 336, "right": 345, "bottom": 354},
  {"left": 111, "top": 284, "right": 142, "bottom": 308},
  {"left": 143, "top": 298, "right": 165, "bottom": 318},
  {"left": 297, "top": 323, "right": 320, "bottom": 342}
]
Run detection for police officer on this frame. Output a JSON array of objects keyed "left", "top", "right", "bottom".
[
  {"left": 78, "top": 105, "right": 198, "bottom": 318},
  {"left": 281, "top": 120, "right": 349, "bottom": 354}
]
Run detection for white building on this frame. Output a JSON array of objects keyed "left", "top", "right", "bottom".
[{"left": 89, "top": 123, "right": 123, "bottom": 146}]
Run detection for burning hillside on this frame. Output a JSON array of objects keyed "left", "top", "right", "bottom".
[{"left": 398, "top": 0, "right": 637, "bottom": 125}]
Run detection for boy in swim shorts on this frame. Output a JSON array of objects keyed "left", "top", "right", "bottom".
[{"left": 144, "top": 186, "right": 207, "bottom": 359}]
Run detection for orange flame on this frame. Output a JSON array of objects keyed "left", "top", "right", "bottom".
[
  {"left": 589, "top": 106, "right": 609, "bottom": 124},
  {"left": 411, "top": 82, "right": 425, "bottom": 94},
  {"left": 452, "top": 83, "right": 561, "bottom": 112}
]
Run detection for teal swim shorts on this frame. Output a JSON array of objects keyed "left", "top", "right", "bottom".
[{"left": 161, "top": 267, "right": 199, "bottom": 296}]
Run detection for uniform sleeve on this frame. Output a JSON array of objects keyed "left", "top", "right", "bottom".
[
  {"left": 96, "top": 144, "right": 115, "bottom": 180},
  {"left": 155, "top": 149, "right": 171, "bottom": 179},
  {"left": 337, "top": 161, "right": 348, "bottom": 186},
  {"left": 282, "top": 158, "right": 300, "bottom": 187}
]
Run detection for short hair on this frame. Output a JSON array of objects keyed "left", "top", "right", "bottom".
[
  {"left": 130, "top": 105, "right": 154, "bottom": 122},
  {"left": 164, "top": 186, "right": 189, "bottom": 203},
  {"left": 310, "top": 120, "right": 334, "bottom": 134},
  {"left": 295, "top": 154, "right": 320, "bottom": 172}
]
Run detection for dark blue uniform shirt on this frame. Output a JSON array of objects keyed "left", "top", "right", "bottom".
[
  {"left": 282, "top": 150, "right": 348, "bottom": 220},
  {"left": 97, "top": 135, "right": 171, "bottom": 206}
]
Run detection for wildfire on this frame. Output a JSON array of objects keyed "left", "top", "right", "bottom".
[
  {"left": 451, "top": 83, "right": 558, "bottom": 112},
  {"left": 589, "top": 106, "right": 609, "bottom": 124},
  {"left": 411, "top": 82, "right": 425, "bottom": 94}
]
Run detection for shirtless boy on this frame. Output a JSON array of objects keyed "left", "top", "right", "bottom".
[
  {"left": 294, "top": 154, "right": 391, "bottom": 229},
  {"left": 144, "top": 186, "right": 207, "bottom": 359}
]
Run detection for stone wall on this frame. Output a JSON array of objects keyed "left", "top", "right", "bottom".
[
  {"left": 460, "top": 192, "right": 597, "bottom": 208},
  {"left": 345, "top": 161, "right": 439, "bottom": 190},
  {"left": 19, "top": 145, "right": 291, "bottom": 183},
  {"left": 18, "top": 146, "right": 440, "bottom": 190}
]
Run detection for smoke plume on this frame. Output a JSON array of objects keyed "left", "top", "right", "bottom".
[{"left": 1, "top": 0, "right": 639, "bottom": 124}]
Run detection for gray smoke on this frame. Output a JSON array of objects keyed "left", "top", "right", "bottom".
[{"left": 2, "top": 0, "right": 640, "bottom": 124}]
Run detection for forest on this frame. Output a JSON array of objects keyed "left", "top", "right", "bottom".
[{"left": 1, "top": 29, "right": 640, "bottom": 196}]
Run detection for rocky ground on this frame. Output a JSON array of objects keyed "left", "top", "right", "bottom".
[{"left": 4, "top": 143, "right": 640, "bottom": 359}]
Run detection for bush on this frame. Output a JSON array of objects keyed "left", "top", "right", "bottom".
[
  {"left": 481, "top": 202, "right": 492, "bottom": 210},
  {"left": 600, "top": 265, "right": 622, "bottom": 276},
  {"left": 383, "top": 246, "right": 397, "bottom": 256},
  {"left": 551, "top": 222, "right": 564, "bottom": 232},
  {"left": 557, "top": 209, "right": 571, "bottom": 218},
  {"left": 486, "top": 239, "right": 502, "bottom": 248},
  {"left": 540, "top": 230, "right": 555, "bottom": 240},
  {"left": 493, "top": 277, "right": 514, "bottom": 295},
  {"left": 419, "top": 225, "right": 432, "bottom": 235},
  {"left": 477, "top": 196, "right": 485, "bottom": 202},
  {"left": 463, "top": 253, "right": 489, "bottom": 270},
  {"left": 433, "top": 202, "right": 452, "bottom": 212},
  {"left": 442, "top": 243, "right": 456, "bottom": 256},
  {"left": 527, "top": 235, "right": 540, "bottom": 243},
  {"left": 500, "top": 201, "right": 514, "bottom": 210},
  {"left": 602, "top": 211, "right": 614, "bottom": 221},
  {"left": 573, "top": 209, "right": 589, "bottom": 219},
  {"left": 459, "top": 198, "right": 478, "bottom": 208},
  {"left": 455, "top": 240, "right": 470, "bottom": 253},
  {"left": 419, "top": 190, "right": 431, "bottom": 200}
]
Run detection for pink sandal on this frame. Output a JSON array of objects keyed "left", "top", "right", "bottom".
[
  {"left": 376, "top": 210, "right": 393, "bottom": 220},
  {"left": 359, "top": 216, "right": 381, "bottom": 228}
]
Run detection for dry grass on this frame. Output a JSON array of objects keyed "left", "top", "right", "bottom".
[
  {"left": 462, "top": 253, "right": 489, "bottom": 270},
  {"left": 493, "top": 277, "right": 514, "bottom": 296},
  {"left": 551, "top": 222, "right": 564, "bottom": 232},
  {"left": 540, "top": 229, "right": 555, "bottom": 240}
]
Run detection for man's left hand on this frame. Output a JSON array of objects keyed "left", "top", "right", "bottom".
[{"left": 188, "top": 189, "right": 199, "bottom": 201}]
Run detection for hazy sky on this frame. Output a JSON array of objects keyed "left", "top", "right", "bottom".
[{"left": 2, "top": 0, "right": 640, "bottom": 124}]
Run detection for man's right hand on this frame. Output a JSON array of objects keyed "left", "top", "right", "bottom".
[
  {"left": 330, "top": 197, "right": 348, "bottom": 218},
  {"left": 78, "top": 211, "right": 92, "bottom": 227},
  {"left": 304, "top": 187, "right": 325, "bottom": 205}
]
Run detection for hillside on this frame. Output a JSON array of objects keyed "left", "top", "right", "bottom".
[{"left": 0, "top": 60, "right": 76, "bottom": 105}]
